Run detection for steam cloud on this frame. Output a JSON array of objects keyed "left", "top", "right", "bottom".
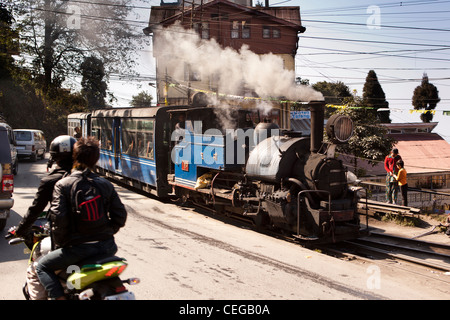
[{"left": 153, "top": 23, "right": 324, "bottom": 107}]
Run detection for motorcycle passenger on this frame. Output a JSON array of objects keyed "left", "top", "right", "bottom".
[
  {"left": 35, "top": 136, "right": 127, "bottom": 300},
  {"left": 14, "top": 135, "right": 76, "bottom": 300}
]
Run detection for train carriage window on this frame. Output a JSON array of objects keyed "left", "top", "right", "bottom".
[
  {"left": 144, "top": 132, "right": 154, "bottom": 159},
  {"left": 122, "top": 120, "right": 137, "bottom": 157},
  {"left": 141, "top": 120, "right": 154, "bottom": 160},
  {"left": 94, "top": 118, "right": 112, "bottom": 151},
  {"left": 137, "top": 120, "right": 154, "bottom": 131},
  {"left": 91, "top": 120, "right": 101, "bottom": 142},
  {"left": 122, "top": 119, "right": 154, "bottom": 159}
]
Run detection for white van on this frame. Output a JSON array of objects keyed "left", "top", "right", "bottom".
[{"left": 14, "top": 129, "right": 47, "bottom": 161}]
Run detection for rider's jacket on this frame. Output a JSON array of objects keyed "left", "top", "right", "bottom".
[
  {"left": 16, "top": 165, "right": 71, "bottom": 237},
  {"left": 49, "top": 169, "right": 127, "bottom": 248}
]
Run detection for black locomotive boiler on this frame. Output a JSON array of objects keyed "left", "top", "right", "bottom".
[{"left": 68, "top": 100, "right": 362, "bottom": 243}]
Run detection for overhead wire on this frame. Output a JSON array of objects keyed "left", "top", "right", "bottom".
[{"left": 9, "top": 1, "right": 450, "bottom": 104}]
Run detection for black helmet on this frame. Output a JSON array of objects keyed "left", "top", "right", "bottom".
[{"left": 47, "top": 135, "right": 76, "bottom": 169}]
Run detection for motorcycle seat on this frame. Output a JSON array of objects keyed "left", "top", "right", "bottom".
[{"left": 78, "top": 255, "right": 125, "bottom": 268}]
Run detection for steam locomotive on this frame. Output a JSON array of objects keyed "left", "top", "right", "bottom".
[{"left": 68, "top": 98, "right": 362, "bottom": 243}]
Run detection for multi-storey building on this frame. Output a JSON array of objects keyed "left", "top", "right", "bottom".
[{"left": 143, "top": 0, "right": 306, "bottom": 127}]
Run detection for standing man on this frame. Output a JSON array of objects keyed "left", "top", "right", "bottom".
[{"left": 384, "top": 148, "right": 402, "bottom": 204}]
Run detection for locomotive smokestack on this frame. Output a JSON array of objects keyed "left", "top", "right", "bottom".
[{"left": 309, "top": 100, "right": 325, "bottom": 153}]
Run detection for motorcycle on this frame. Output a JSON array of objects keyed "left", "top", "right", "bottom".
[{"left": 6, "top": 214, "right": 140, "bottom": 300}]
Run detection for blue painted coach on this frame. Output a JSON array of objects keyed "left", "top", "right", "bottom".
[
  {"left": 69, "top": 106, "right": 193, "bottom": 197},
  {"left": 69, "top": 105, "right": 256, "bottom": 196}
]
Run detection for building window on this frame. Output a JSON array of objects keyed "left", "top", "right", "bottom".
[
  {"left": 194, "top": 22, "right": 209, "bottom": 39},
  {"left": 263, "top": 26, "right": 281, "bottom": 38},
  {"left": 242, "top": 21, "right": 250, "bottom": 38},
  {"left": 273, "top": 28, "right": 280, "bottom": 38},
  {"left": 231, "top": 21, "right": 239, "bottom": 38},
  {"left": 201, "top": 22, "right": 209, "bottom": 39},
  {"left": 184, "top": 63, "right": 201, "bottom": 81},
  {"left": 231, "top": 20, "right": 250, "bottom": 39}
]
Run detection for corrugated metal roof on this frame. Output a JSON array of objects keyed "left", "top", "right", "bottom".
[
  {"left": 339, "top": 132, "right": 450, "bottom": 177},
  {"left": 390, "top": 133, "right": 450, "bottom": 174},
  {"left": 290, "top": 118, "right": 310, "bottom": 135}
]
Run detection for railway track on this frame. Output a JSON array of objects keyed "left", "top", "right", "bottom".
[
  {"left": 176, "top": 200, "right": 450, "bottom": 272},
  {"left": 115, "top": 179, "right": 450, "bottom": 274},
  {"left": 335, "top": 232, "right": 450, "bottom": 272}
]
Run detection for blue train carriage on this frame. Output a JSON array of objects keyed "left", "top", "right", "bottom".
[
  {"left": 90, "top": 106, "right": 195, "bottom": 197},
  {"left": 170, "top": 106, "right": 257, "bottom": 197},
  {"left": 67, "top": 112, "right": 91, "bottom": 138}
]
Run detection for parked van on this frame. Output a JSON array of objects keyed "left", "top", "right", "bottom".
[
  {"left": 0, "top": 125, "right": 15, "bottom": 230},
  {"left": 0, "top": 122, "right": 18, "bottom": 175},
  {"left": 14, "top": 129, "right": 47, "bottom": 161}
]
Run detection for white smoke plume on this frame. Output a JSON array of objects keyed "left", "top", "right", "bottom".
[{"left": 153, "top": 23, "right": 324, "bottom": 103}]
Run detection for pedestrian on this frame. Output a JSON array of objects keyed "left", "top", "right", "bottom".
[
  {"left": 384, "top": 148, "right": 402, "bottom": 204},
  {"left": 35, "top": 136, "right": 127, "bottom": 300},
  {"left": 73, "top": 126, "right": 82, "bottom": 139},
  {"left": 394, "top": 160, "right": 408, "bottom": 207}
]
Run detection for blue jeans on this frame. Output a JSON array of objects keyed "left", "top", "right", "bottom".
[{"left": 35, "top": 238, "right": 117, "bottom": 299}]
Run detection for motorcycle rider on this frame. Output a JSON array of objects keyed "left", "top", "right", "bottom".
[
  {"left": 35, "top": 136, "right": 127, "bottom": 300},
  {"left": 15, "top": 135, "right": 76, "bottom": 243},
  {"left": 14, "top": 135, "right": 76, "bottom": 300}
]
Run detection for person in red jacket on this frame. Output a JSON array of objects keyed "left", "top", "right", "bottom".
[{"left": 384, "top": 148, "right": 402, "bottom": 204}]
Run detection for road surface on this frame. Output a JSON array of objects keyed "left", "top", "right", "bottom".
[{"left": 1, "top": 157, "right": 449, "bottom": 304}]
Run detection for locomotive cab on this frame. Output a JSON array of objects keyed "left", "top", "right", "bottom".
[{"left": 171, "top": 106, "right": 258, "bottom": 189}]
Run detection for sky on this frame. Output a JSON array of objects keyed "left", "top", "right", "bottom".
[{"left": 108, "top": 0, "right": 450, "bottom": 142}]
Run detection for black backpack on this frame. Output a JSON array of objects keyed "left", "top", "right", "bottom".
[{"left": 70, "top": 170, "right": 109, "bottom": 234}]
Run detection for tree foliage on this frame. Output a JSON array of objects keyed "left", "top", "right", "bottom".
[
  {"left": 4, "top": 0, "right": 146, "bottom": 92},
  {"left": 130, "top": 90, "right": 153, "bottom": 108},
  {"left": 362, "top": 70, "right": 390, "bottom": 123},
  {"left": 1, "top": 1, "right": 87, "bottom": 142},
  {"left": 412, "top": 73, "right": 440, "bottom": 123},
  {"left": 81, "top": 55, "right": 107, "bottom": 110},
  {"left": 0, "top": 3, "right": 16, "bottom": 80},
  {"left": 312, "top": 81, "right": 352, "bottom": 117}
]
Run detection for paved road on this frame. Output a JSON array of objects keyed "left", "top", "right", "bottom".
[{"left": 1, "top": 157, "right": 449, "bottom": 303}]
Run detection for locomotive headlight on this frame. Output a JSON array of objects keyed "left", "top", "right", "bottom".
[{"left": 326, "top": 114, "right": 353, "bottom": 144}]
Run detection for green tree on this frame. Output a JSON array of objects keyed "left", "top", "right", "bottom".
[
  {"left": 312, "top": 81, "right": 352, "bottom": 105},
  {"left": 4, "top": 0, "right": 146, "bottom": 92},
  {"left": 130, "top": 91, "right": 153, "bottom": 108},
  {"left": 312, "top": 81, "right": 352, "bottom": 117},
  {"left": 0, "top": 3, "right": 17, "bottom": 80},
  {"left": 0, "top": 3, "right": 88, "bottom": 142},
  {"left": 81, "top": 55, "right": 107, "bottom": 110},
  {"left": 362, "top": 70, "right": 390, "bottom": 123},
  {"left": 412, "top": 73, "right": 440, "bottom": 123}
]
